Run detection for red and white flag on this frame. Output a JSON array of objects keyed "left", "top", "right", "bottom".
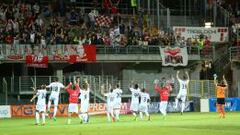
[
  {"left": 68, "top": 45, "right": 96, "bottom": 64},
  {"left": 26, "top": 54, "right": 48, "bottom": 68},
  {"left": 95, "top": 15, "right": 112, "bottom": 27},
  {"left": 160, "top": 46, "right": 188, "bottom": 66}
]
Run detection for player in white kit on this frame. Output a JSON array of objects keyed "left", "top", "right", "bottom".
[
  {"left": 112, "top": 84, "right": 123, "bottom": 121},
  {"left": 175, "top": 71, "right": 189, "bottom": 115},
  {"left": 129, "top": 83, "right": 140, "bottom": 121},
  {"left": 139, "top": 88, "right": 150, "bottom": 121},
  {"left": 46, "top": 78, "right": 65, "bottom": 121},
  {"left": 79, "top": 80, "right": 90, "bottom": 123},
  {"left": 102, "top": 84, "right": 116, "bottom": 122},
  {"left": 30, "top": 85, "right": 47, "bottom": 125}
]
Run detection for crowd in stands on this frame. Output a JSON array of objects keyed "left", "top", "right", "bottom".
[
  {"left": 0, "top": 0, "right": 214, "bottom": 57},
  {"left": 0, "top": 0, "right": 158, "bottom": 47},
  {"left": 0, "top": 0, "right": 204, "bottom": 49}
]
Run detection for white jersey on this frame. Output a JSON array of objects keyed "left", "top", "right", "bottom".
[
  {"left": 36, "top": 89, "right": 47, "bottom": 105},
  {"left": 113, "top": 88, "right": 123, "bottom": 104},
  {"left": 47, "top": 82, "right": 65, "bottom": 98},
  {"left": 79, "top": 88, "right": 90, "bottom": 103},
  {"left": 129, "top": 87, "right": 140, "bottom": 103},
  {"left": 178, "top": 80, "right": 189, "bottom": 95},
  {"left": 105, "top": 92, "right": 115, "bottom": 106},
  {"left": 140, "top": 92, "right": 150, "bottom": 106}
]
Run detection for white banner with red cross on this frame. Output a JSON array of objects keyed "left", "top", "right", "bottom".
[
  {"left": 173, "top": 26, "right": 228, "bottom": 42},
  {"left": 160, "top": 46, "right": 188, "bottom": 67}
]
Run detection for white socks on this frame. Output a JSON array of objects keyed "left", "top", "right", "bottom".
[{"left": 35, "top": 112, "right": 40, "bottom": 124}]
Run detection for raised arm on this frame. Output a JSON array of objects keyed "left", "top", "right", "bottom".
[
  {"left": 176, "top": 71, "right": 180, "bottom": 81},
  {"left": 213, "top": 74, "right": 218, "bottom": 87},
  {"left": 223, "top": 75, "right": 228, "bottom": 87},
  {"left": 185, "top": 71, "right": 190, "bottom": 83},
  {"left": 65, "top": 82, "right": 72, "bottom": 89},
  {"left": 153, "top": 79, "right": 161, "bottom": 93}
]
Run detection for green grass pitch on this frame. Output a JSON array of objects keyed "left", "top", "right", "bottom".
[{"left": 0, "top": 112, "right": 239, "bottom": 135}]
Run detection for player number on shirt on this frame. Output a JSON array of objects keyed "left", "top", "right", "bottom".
[
  {"left": 41, "top": 93, "right": 46, "bottom": 99},
  {"left": 134, "top": 93, "right": 139, "bottom": 98},
  {"left": 84, "top": 94, "right": 88, "bottom": 100},
  {"left": 182, "top": 84, "right": 186, "bottom": 89},
  {"left": 143, "top": 97, "right": 147, "bottom": 102},
  {"left": 117, "top": 93, "right": 121, "bottom": 98},
  {"left": 52, "top": 86, "right": 58, "bottom": 92},
  {"left": 110, "top": 97, "right": 114, "bottom": 102}
]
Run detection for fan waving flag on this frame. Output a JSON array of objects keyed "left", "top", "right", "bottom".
[{"left": 95, "top": 15, "right": 113, "bottom": 27}]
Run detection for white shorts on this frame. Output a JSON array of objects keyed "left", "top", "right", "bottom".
[
  {"left": 106, "top": 104, "right": 114, "bottom": 113},
  {"left": 130, "top": 102, "right": 139, "bottom": 112},
  {"left": 139, "top": 104, "right": 148, "bottom": 113},
  {"left": 49, "top": 96, "right": 59, "bottom": 106},
  {"left": 176, "top": 93, "right": 187, "bottom": 102},
  {"left": 80, "top": 102, "right": 89, "bottom": 113},
  {"left": 159, "top": 101, "right": 168, "bottom": 111},
  {"left": 68, "top": 103, "right": 78, "bottom": 113},
  {"left": 36, "top": 103, "right": 46, "bottom": 112},
  {"left": 113, "top": 102, "right": 121, "bottom": 109}
]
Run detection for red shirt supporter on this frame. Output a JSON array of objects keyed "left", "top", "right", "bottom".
[
  {"left": 154, "top": 84, "right": 171, "bottom": 101},
  {"left": 66, "top": 83, "right": 80, "bottom": 104}
]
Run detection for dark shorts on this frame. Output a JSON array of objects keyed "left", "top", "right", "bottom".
[{"left": 217, "top": 98, "right": 225, "bottom": 105}]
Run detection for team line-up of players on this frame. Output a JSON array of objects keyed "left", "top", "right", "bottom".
[{"left": 30, "top": 71, "right": 228, "bottom": 125}]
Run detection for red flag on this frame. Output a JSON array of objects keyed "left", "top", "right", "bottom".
[
  {"left": 25, "top": 55, "right": 48, "bottom": 68},
  {"left": 68, "top": 55, "right": 77, "bottom": 64},
  {"left": 67, "top": 45, "right": 96, "bottom": 64},
  {"left": 83, "top": 45, "right": 96, "bottom": 61}
]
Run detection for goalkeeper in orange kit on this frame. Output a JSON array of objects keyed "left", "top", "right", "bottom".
[{"left": 213, "top": 74, "right": 228, "bottom": 118}]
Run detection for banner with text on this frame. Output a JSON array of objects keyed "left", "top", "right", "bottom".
[
  {"left": 11, "top": 103, "right": 130, "bottom": 117},
  {"left": 52, "top": 45, "right": 96, "bottom": 64},
  {"left": 0, "top": 105, "right": 11, "bottom": 118},
  {"left": 160, "top": 46, "right": 188, "bottom": 66},
  {"left": 173, "top": 26, "right": 228, "bottom": 42},
  {"left": 209, "top": 98, "right": 240, "bottom": 112},
  {"left": 26, "top": 55, "right": 48, "bottom": 68}
]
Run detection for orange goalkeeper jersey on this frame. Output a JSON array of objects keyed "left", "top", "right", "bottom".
[{"left": 216, "top": 85, "right": 226, "bottom": 98}]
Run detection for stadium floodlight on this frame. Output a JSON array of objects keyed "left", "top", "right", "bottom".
[{"left": 204, "top": 22, "right": 212, "bottom": 28}]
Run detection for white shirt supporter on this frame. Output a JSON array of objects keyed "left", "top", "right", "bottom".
[
  {"left": 113, "top": 88, "right": 123, "bottom": 104},
  {"left": 36, "top": 89, "right": 47, "bottom": 105},
  {"left": 79, "top": 88, "right": 90, "bottom": 103},
  {"left": 130, "top": 87, "right": 140, "bottom": 103},
  {"left": 140, "top": 92, "right": 150, "bottom": 106},
  {"left": 47, "top": 82, "right": 65, "bottom": 98},
  {"left": 178, "top": 80, "right": 189, "bottom": 95}
]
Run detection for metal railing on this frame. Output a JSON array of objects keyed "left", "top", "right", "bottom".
[
  {"left": 1, "top": 75, "right": 217, "bottom": 104},
  {"left": 122, "top": 79, "right": 215, "bottom": 98},
  {"left": 229, "top": 46, "right": 240, "bottom": 61},
  {"left": 0, "top": 44, "right": 216, "bottom": 61},
  {"left": 3, "top": 78, "right": 8, "bottom": 105}
]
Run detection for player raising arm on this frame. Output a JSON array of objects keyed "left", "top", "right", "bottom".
[
  {"left": 175, "top": 70, "right": 189, "bottom": 115},
  {"left": 112, "top": 84, "right": 123, "bottom": 121},
  {"left": 154, "top": 77, "right": 172, "bottom": 119},
  {"left": 139, "top": 88, "right": 150, "bottom": 121},
  {"left": 102, "top": 84, "right": 116, "bottom": 122},
  {"left": 46, "top": 77, "right": 65, "bottom": 121},
  {"left": 65, "top": 81, "right": 80, "bottom": 124},
  {"left": 214, "top": 74, "right": 228, "bottom": 118},
  {"left": 30, "top": 85, "right": 47, "bottom": 126},
  {"left": 129, "top": 82, "right": 141, "bottom": 121},
  {"left": 79, "top": 80, "right": 90, "bottom": 124}
]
